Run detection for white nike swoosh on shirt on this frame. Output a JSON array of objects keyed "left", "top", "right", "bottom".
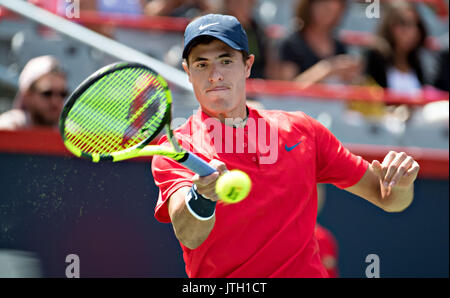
[{"left": 199, "top": 22, "right": 219, "bottom": 30}]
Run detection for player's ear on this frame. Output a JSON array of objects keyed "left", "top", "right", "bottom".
[
  {"left": 245, "top": 54, "right": 255, "bottom": 79},
  {"left": 182, "top": 60, "right": 192, "bottom": 82}
]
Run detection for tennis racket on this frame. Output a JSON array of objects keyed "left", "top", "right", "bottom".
[{"left": 59, "top": 61, "right": 217, "bottom": 177}]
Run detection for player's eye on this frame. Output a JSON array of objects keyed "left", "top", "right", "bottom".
[
  {"left": 222, "top": 59, "right": 233, "bottom": 65},
  {"left": 195, "top": 62, "right": 207, "bottom": 69}
]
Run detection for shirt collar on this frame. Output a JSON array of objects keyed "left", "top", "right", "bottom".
[{"left": 195, "top": 105, "right": 256, "bottom": 132}]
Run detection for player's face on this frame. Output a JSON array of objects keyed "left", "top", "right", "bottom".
[
  {"left": 183, "top": 39, "right": 254, "bottom": 119},
  {"left": 26, "top": 73, "right": 67, "bottom": 126}
]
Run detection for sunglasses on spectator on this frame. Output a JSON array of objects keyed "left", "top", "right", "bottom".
[
  {"left": 36, "top": 89, "right": 69, "bottom": 99},
  {"left": 395, "top": 18, "right": 418, "bottom": 28}
]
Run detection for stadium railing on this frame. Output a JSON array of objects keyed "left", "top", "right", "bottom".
[{"left": 0, "top": 129, "right": 447, "bottom": 179}]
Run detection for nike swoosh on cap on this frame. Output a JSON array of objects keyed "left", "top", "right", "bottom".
[{"left": 199, "top": 22, "right": 219, "bottom": 30}]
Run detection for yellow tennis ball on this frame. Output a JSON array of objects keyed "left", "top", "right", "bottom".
[{"left": 216, "top": 170, "right": 252, "bottom": 204}]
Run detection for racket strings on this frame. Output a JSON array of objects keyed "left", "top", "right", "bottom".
[
  {"left": 85, "top": 71, "right": 163, "bottom": 152},
  {"left": 120, "top": 85, "right": 163, "bottom": 147},
  {"left": 64, "top": 67, "right": 168, "bottom": 154},
  {"left": 79, "top": 69, "right": 147, "bottom": 151},
  {"left": 73, "top": 68, "right": 146, "bottom": 136},
  {"left": 67, "top": 69, "right": 141, "bottom": 153}
]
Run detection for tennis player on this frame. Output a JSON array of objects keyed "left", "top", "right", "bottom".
[{"left": 151, "top": 14, "right": 420, "bottom": 278}]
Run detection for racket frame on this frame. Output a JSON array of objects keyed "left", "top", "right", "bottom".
[
  {"left": 59, "top": 62, "right": 174, "bottom": 162},
  {"left": 59, "top": 61, "right": 216, "bottom": 177}
]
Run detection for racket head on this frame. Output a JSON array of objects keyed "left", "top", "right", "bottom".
[{"left": 59, "top": 62, "right": 172, "bottom": 162}]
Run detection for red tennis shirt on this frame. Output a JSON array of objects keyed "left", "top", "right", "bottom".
[{"left": 151, "top": 106, "right": 368, "bottom": 277}]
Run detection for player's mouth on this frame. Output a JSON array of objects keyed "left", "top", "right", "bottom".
[{"left": 206, "top": 86, "right": 230, "bottom": 93}]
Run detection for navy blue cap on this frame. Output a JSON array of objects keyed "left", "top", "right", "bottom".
[{"left": 182, "top": 14, "right": 249, "bottom": 59}]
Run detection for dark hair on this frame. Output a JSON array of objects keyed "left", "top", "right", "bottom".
[
  {"left": 374, "top": 1, "right": 427, "bottom": 80},
  {"left": 295, "top": 0, "right": 346, "bottom": 31},
  {"left": 184, "top": 35, "right": 249, "bottom": 66},
  {"left": 377, "top": 1, "right": 427, "bottom": 54}
]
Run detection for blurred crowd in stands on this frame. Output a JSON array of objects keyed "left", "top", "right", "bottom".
[
  {"left": 0, "top": 55, "right": 67, "bottom": 129},
  {"left": 0, "top": 0, "right": 448, "bottom": 131}
]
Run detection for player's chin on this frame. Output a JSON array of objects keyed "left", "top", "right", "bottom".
[
  {"left": 204, "top": 93, "right": 226, "bottom": 104},
  {"left": 210, "top": 99, "right": 235, "bottom": 112}
]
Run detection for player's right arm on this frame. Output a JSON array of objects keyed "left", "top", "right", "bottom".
[
  {"left": 167, "top": 160, "right": 227, "bottom": 249},
  {"left": 167, "top": 186, "right": 215, "bottom": 250}
]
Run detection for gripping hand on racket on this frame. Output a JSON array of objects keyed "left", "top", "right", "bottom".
[{"left": 192, "top": 159, "right": 228, "bottom": 202}]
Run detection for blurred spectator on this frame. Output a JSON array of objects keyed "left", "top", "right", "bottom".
[
  {"left": 29, "top": 0, "right": 145, "bottom": 38},
  {"left": 354, "top": 1, "right": 429, "bottom": 122},
  {"left": 364, "top": 0, "right": 428, "bottom": 95},
  {"left": 315, "top": 224, "right": 339, "bottom": 277},
  {"left": 95, "top": 0, "right": 145, "bottom": 15},
  {"left": 28, "top": 0, "right": 63, "bottom": 14},
  {"left": 278, "top": 0, "right": 362, "bottom": 86},
  {"left": 78, "top": 0, "right": 145, "bottom": 38},
  {"left": 220, "top": 0, "right": 273, "bottom": 79},
  {"left": 30, "top": 0, "right": 145, "bottom": 16},
  {"left": 144, "top": 0, "right": 214, "bottom": 18},
  {"left": 316, "top": 184, "right": 339, "bottom": 278},
  {"left": 432, "top": 49, "right": 449, "bottom": 92},
  {"left": 0, "top": 56, "right": 67, "bottom": 130}
]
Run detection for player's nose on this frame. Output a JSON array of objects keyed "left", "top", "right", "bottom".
[{"left": 208, "top": 65, "right": 224, "bottom": 83}]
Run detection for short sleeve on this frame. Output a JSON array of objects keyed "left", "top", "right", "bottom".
[
  {"left": 151, "top": 134, "right": 199, "bottom": 223},
  {"left": 279, "top": 37, "right": 298, "bottom": 63},
  {"left": 151, "top": 115, "right": 215, "bottom": 223},
  {"left": 279, "top": 32, "right": 321, "bottom": 73},
  {"left": 279, "top": 32, "right": 306, "bottom": 69},
  {"left": 312, "top": 117, "right": 369, "bottom": 189},
  {"left": 151, "top": 153, "right": 195, "bottom": 223}
]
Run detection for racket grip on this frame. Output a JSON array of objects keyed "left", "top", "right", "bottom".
[{"left": 180, "top": 152, "right": 216, "bottom": 177}]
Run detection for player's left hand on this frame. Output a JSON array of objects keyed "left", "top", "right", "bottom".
[{"left": 371, "top": 151, "right": 420, "bottom": 197}]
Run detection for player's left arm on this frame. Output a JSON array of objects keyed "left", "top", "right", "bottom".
[{"left": 344, "top": 151, "right": 420, "bottom": 212}]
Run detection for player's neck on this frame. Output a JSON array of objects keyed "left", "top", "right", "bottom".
[{"left": 203, "top": 105, "right": 249, "bottom": 128}]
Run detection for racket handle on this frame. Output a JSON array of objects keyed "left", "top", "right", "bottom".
[{"left": 180, "top": 152, "right": 216, "bottom": 177}]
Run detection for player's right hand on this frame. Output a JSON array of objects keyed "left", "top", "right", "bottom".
[{"left": 192, "top": 159, "right": 228, "bottom": 202}]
